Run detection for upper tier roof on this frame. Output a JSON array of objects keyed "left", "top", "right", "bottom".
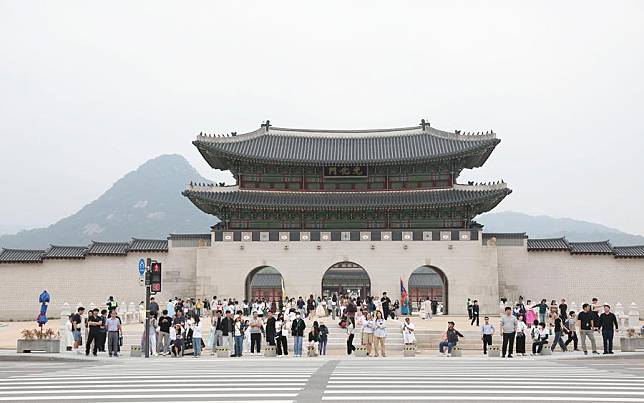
[
  {"left": 194, "top": 122, "right": 500, "bottom": 169},
  {"left": 182, "top": 182, "right": 512, "bottom": 213}
]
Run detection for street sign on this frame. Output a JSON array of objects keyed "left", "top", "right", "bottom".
[{"left": 138, "top": 258, "right": 146, "bottom": 276}]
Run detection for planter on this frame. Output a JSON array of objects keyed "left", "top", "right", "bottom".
[
  {"left": 264, "top": 345, "right": 276, "bottom": 357},
  {"left": 488, "top": 346, "right": 501, "bottom": 357},
  {"left": 620, "top": 337, "right": 644, "bottom": 352},
  {"left": 216, "top": 347, "right": 230, "bottom": 358},
  {"left": 17, "top": 339, "right": 60, "bottom": 353},
  {"left": 403, "top": 345, "right": 416, "bottom": 357},
  {"left": 355, "top": 346, "right": 368, "bottom": 357}
]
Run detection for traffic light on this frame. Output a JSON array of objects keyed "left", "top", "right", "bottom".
[{"left": 150, "top": 261, "right": 162, "bottom": 293}]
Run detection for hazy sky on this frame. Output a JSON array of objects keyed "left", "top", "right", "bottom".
[{"left": 1, "top": 1, "right": 643, "bottom": 235}]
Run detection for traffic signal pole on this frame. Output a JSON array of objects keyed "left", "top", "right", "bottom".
[{"left": 144, "top": 266, "right": 151, "bottom": 358}]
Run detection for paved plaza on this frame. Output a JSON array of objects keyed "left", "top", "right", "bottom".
[{"left": 0, "top": 355, "right": 643, "bottom": 402}]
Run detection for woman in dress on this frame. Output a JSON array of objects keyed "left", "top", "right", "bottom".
[{"left": 515, "top": 313, "right": 528, "bottom": 356}]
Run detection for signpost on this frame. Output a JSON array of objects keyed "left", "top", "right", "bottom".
[{"left": 140, "top": 258, "right": 162, "bottom": 359}]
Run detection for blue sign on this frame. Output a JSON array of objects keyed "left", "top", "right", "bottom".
[{"left": 138, "top": 258, "right": 146, "bottom": 276}]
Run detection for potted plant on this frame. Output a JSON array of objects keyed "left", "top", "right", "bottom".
[{"left": 17, "top": 328, "right": 60, "bottom": 353}]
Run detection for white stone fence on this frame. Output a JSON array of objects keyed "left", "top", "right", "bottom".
[{"left": 59, "top": 301, "right": 145, "bottom": 325}]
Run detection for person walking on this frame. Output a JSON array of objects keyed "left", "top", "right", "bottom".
[
  {"left": 158, "top": 310, "right": 172, "bottom": 355},
  {"left": 467, "top": 298, "right": 473, "bottom": 320},
  {"left": 471, "top": 300, "right": 480, "bottom": 326},
  {"left": 577, "top": 303, "right": 599, "bottom": 355},
  {"left": 559, "top": 298, "right": 568, "bottom": 321},
  {"left": 515, "top": 314, "right": 528, "bottom": 356},
  {"left": 599, "top": 304, "right": 618, "bottom": 354},
  {"left": 550, "top": 312, "right": 568, "bottom": 352},
  {"left": 275, "top": 313, "right": 289, "bottom": 356},
  {"left": 249, "top": 311, "right": 263, "bottom": 354},
  {"left": 381, "top": 292, "right": 392, "bottom": 320},
  {"left": 564, "top": 311, "right": 579, "bottom": 351},
  {"left": 480, "top": 316, "right": 495, "bottom": 355},
  {"left": 500, "top": 306, "right": 518, "bottom": 358},
  {"left": 319, "top": 321, "right": 329, "bottom": 355},
  {"left": 532, "top": 299, "right": 548, "bottom": 324},
  {"left": 362, "top": 312, "right": 375, "bottom": 356},
  {"left": 373, "top": 310, "right": 387, "bottom": 357},
  {"left": 106, "top": 310, "right": 121, "bottom": 357},
  {"left": 192, "top": 315, "right": 203, "bottom": 357},
  {"left": 291, "top": 313, "right": 306, "bottom": 357}
]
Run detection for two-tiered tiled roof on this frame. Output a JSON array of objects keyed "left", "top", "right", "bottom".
[
  {"left": 194, "top": 123, "right": 500, "bottom": 169},
  {"left": 183, "top": 183, "right": 512, "bottom": 213}
]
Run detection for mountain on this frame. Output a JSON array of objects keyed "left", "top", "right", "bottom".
[
  {"left": 478, "top": 211, "right": 644, "bottom": 246},
  {"left": 2, "top": 156, "right": 642, "bottom": 249},
  {"left": 0, "top": 154, "right": 216, "bottom": 249}
]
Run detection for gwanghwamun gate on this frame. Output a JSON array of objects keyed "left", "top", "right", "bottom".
[{"left": 1, "top": 120, "right": 643, "bottom": 320}]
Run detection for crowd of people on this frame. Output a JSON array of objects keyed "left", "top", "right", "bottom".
[
  {"left": 472, "top": 296, "right": 619, "bottom": 358},
  {"left": 64, "top": 292, "right": 622, "bottom": 359}
]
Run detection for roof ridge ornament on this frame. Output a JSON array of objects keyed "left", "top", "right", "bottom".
[
  {"left": 420, "top": 119, "right": 430, "bottom": 131},
  {"left": 261, "top": 120, "right": 271, "bottom": 132}
]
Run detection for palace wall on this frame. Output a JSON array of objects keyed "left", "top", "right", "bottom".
[
  {"left": 195, "top": 239, "right": 500, "bottom": 316},
  {"left": 495, "top": 242, "right": 644, "bottom": 310}
]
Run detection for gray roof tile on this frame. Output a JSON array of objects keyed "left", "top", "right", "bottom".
[
  {"left": 183, "top": 183, "right": 511, "bottom": 213},
  {"left": 482, "top": 233, "right": 527, "bottom": 239},
  {"left": 0, "top": 248, "right": 45, "bottom": 263},
  {"left": 168, "top": 234, "right": 211, "bottom": 241},
  {"left": 44, "top": 245, "right": 87, "bottom": 259},
  {"left": 195, "top": 124, "right": 500, "bottom": 168},
  {"left": 527, "top": 238, "right": 570, "bottom": 251},
  {"left": 86, "top": 241, "right": 129, "bottom": 256},
  {"left": 613, "top": 245, "right": 644, "bottom": 258},
  {"left": 569, "top": 241, "right": 613, "bottom": 254},
  {"left": 129, "top": 238, "right": 168, "bottom": 252}
]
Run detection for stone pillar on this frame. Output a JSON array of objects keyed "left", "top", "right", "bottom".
[
  {"left": 59, "top": 303, "right": 70, "bottom": 352},
  {"left": 60, "top": 302, "right": 71, "bottom": 317},
  {"left": 499, "top": 300, "right": 505, "bottom": 315},
  {"left": 570, "top": 301, "right": 578, "bottom": 314},
  {"left": 128, "top": 302, "right": 136, "bottom": 324},
  {"left": 628, "top": 303, "right": 639, "bottom": 329}
]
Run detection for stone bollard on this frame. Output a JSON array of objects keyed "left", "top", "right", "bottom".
[
  {"left": 488, "top": 346, "right": 501, "bottom": 357},
  {"left": 76, "top": 301, "right": 83, "bottom": 310},
  {"left": 628, "top": 303, "right": 639, "bottom": 328},
  {"left": 130, "top": 345, "right": 142, "bottom": 357},
  {"left": 118, "top": 301, "right": 127, "bottom": 316},
  {"left": 450, "top": 346, "right": 462, "bottom": 357},
  {"left": 354, "top": 345, "right": 368, "bottom": 357},
  {"left": 402, "top": 345, "right": 416, "bottom": 357},
  {"left": 128, "top": 302, "right": 136, "bottom": 324},
  {"left": 59, "top": 311, "right": 69, "bottom": 352},
  {"left": 540, "top": 343, "right": 552, "bottom": 355},
  {"left": 216, "top": 347, "right": 230, "bottom": 358},
  {"left": 264, "top": 345, "right": 276, "bottom": 357},
  {"left": 499, "top": 301, "right": 505, "bottom": 315},
  {"left": 89, "top": 302, "right": 96, "bottom": 312},
  {"left": 570, "top": 302, "right": 578, "bottom": 314}
]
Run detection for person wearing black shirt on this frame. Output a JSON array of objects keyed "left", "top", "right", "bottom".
[
  {"left": 158, "top": 310, "right": 172, "bottom": 355},
  {"left": 85, "top": 309, "right": 102, "bottom": 356},
  {"left": 97, "top": 309, "right": 108, "bottom": 352},
  {"left": 220, "top": 311, "right": 235, "bottom": 356},
  {"left": 431, "top": 298, "right": 438, "bottom": 316},
  {"left": 470, "top": 300, "right": 480, "bottom": 326},
  {"left": 598, "top": 304, "right": 618, "bottom": 354},
  {"left": 381, "top": 292, "right": 392, "bottom": 320},
  {"left": 265, "top": 311, "right": 276, "bottom": 346},
  {"left": 558, "top": 299, "right": 568, "bottom": 321},
  {"left": 577, "top": 304, "right": 598, "bottom": 355},
  {"left": 550, "top": 313, "right": 567, "bottom": 352}
]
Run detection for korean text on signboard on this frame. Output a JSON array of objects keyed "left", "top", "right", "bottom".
[{"left": 323, "top": 165, "right": 368, "bottom": 177}]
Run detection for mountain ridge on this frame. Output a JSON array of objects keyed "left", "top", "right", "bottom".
[{"left": 1, "top": 155, "right": 642, "bottom": 249}]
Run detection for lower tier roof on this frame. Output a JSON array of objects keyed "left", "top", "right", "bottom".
[{"left": 182, "top": 183, "right": 512, "bottom": 214}]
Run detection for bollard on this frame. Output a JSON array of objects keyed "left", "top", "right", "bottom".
[
  {"left": 540, "top": 344, "right": 552, "bottom": 355},
  {"left": 355, "top": 345, "right": 368, "bottom": 357},
  {"left": 499, "top": 301, "right": 505, "bottom": 315},
  {"left": 130, "top": 345, "right": 142, "bottom": 357},
  {"left": 216, "top": 347, "right": 230, "bottom": 358},
  {"left": 570, "top": 302, "right": 578, "bottom": 315},
  {"left": 628, "top": 303, "right": 639, "bottom": 329},
  {"left": 264, "top": 345, "right": 276, "bottom": 357},
  {"left": 59, "top": 311, "right": 69, "bottom": 352},
  {"left": 60, "top": 302, "right": 71, "bottom": 317},
  {"left": 89, "top": 302, "right": 96, "bottom": 312},
  {"left": 128, "top": 302, "right": 136, "bottom": 324},
  {"left": 402, "top": 345, "right": 416, "bottom": 357},
  {"left": 450, "top": 346, "right": 462, "bottom": 357},
  {"left": 488, "top": 346, "right": 501, "bottom": 357}
]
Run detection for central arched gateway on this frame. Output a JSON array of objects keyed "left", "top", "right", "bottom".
[
  {"left": 321, "top": 261, "right": 371, "bottom": 298},
  {"left": 245, "top": 266, "right": 284, "bottom": 301},
  {"left": 408, "top": 265, "right": 448, "bottom": 314}
]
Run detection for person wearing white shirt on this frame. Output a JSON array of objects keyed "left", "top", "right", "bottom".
[
  {"left": 373, "top": 311, "right": 387, "bottom": 357},
  {"left": 402, "top": 317, "right": 416, "bottom": 345},
  {"left": 362, "top": 312, "right": 375, "bottom": 355},
  {"left": 515, "top": 314, "right": 528, "bottom": 356},
  {"left": 191, "top": 316, "right": 203, "bottom": 357}
]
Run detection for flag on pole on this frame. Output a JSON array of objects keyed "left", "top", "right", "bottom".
[{"left": 400, "top": 277, "right": 410, "bottom": 315}]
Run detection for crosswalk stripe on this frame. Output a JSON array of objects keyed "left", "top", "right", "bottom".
[
  {"left": 323, "top": 389, "right": 644, "bottom": 395},
  {"left": 322, "top": 397, "right": 644, "bottom": 402},
  {"left": 326, "top": 385, "right": 644, "bottom": 390},
  {"left": 0, "top": 393, "right": 299, "bottom": 401},
  {"left": 0, "top": 387, "right": 303, "bottom": 395},
  {"left": 327, "top": 381, "right": 644, "bottom": 386},
  {"left": 0, "top": 375, "right": 312, "bottom": 382},
  {"left": 0, "top": 383, "right": 307, "bottom": 389}
]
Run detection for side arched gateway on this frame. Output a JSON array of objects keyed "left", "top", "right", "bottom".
[
  {"left": 245, "top": 266, "right": 284, "bottom": 302},
  {"left": 408, "top": 265, "right": 448, "bottom": 314},
  {"left": 321, "top": 261, "right": 371, "bottom": 298}
]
